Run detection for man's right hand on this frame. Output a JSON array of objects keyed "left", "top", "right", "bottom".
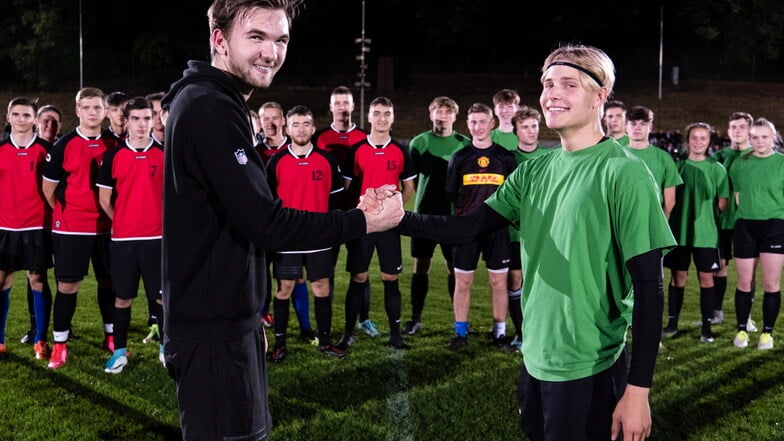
[{"left": 362, "top": 186, "right": 404, "bottom": 233}]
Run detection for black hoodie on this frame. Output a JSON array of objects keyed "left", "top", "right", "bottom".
[{"left": 161, "top": 60, "right": 366, "bottom": 341}]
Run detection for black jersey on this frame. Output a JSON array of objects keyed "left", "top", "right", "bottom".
[{"left": 446, "top": 143, "right": 517, "bottom": 215}]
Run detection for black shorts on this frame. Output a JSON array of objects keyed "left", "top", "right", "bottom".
[
  {"left": 518, "top": 350, "right": 627, "bottom": 441},
  {"left": 110, "top": 239, "right": 162, "bottom": 300},
  {"left": 165, "top": 327, "right": 271, "bottom": 441},
  {"left": 274, "top": 249, "right": 333, "bottom": 281},
  {"left": 52, "top": 233, "right": 111, "bottom": 283},
  {"left": 663, "top": 245, "right": 721, "bottom": 272},
  {"left": 345, "top": 230, "right": 402, "bottom": 275},
  {"left": 0, "top": 229, "right": 53, "bottom": 273},
  {"left": 452, "top": 229, "right": 510, "bottom": 271},
  {"left": 410, "top": 236, "right": 453, "bottom": 263},
  {"left": 734, "top": 219, "right": 784, "bottom": 258},
  {"left": 509, "top": 241, "right": 522, "bottom": 271},
  {"left": 718, "top": 229, "right": 734, "bottom": 261}
]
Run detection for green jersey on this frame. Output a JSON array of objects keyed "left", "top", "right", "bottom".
[
  {"left": 491, "top": 128, "right": 518, "bottom": 151},
  {"left": 713, "top": 147, "right": 752, "bottom": 228},
  {"left": 509, "top": 145, "right": 554, "bottom": 243},
  {"left": 626, "top": 145, "right": 683, "bottom": 202},
  {"left": 486, "top": 138, "right": 675, "bottom": 382},
  {"left": 409, "top": 130, "right": 471, "bottom": 214},
  {"left": 668, "top": 159, "right": 728, "bottom": 248},
  {"left": 730, "top": 152, "right": 784, "bottom": 220},
  {"left": 614, "top": 134, "right": 630, "bottom": 146}
]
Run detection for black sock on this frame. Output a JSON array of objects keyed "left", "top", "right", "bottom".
[
  {"left": 447, "top": 273, "right": 455, "bottom": 302},
  {"left": 41, "top": 281, "right": 52, "bottom": 337},
  {"left": 26, "top": 283, "right": 36, "bottom": 334},
  {"left": 53, "top": 291, "right": 77, "bottom": 336},
  {"left": 97, "top": 286, "right": 114, "bottom": 334},
  {"left": 359, "top": 280, "right": 371, "bottom": 322},
  {"left": 384, "top": 280, "right": 401, "bottom": 337},
  {"left": 700, "top": 286, "right": 715, "bottom": 335},
  {"left": 273, "top": 297, "right": 289, "bottom": 347},
  {"left": 735, "top": 289, "right": 753, "bottom": 331},
  {"left": 314, "top": 296, "right": 332, "bottom": 345},
  {"left": 508, "top": 289, "right": 523, "bottom": 337},
  {"left": 410, "top": 274, "right": 428, "bottom": 322},
  {"left": 762, "top": 291, "right": 781, "bottom": 333},
  {"left": 344, "top": 281, "right": 364, "bottom": 335},
  {"left": 713, "top": 275, "right": 727, "bottom": 311},
  {"left": 667, "top": 285, "right": 684, "bottom": 328},
  {"left": 113, "top": 306, "right": 131, "bottom": 350}
]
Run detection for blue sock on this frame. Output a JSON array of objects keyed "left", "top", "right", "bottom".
[
  {"left": 455, "top": 321, "right": 468, "bottom": 338},
  {"left": 32, "top": 289, "right": 46, "bottom": 343},
  {"left": 0, "top": 288, "right": 10, "bottom": 343},
  {"left": 292, "top": 282, "right": 312, "bottom": 331}
]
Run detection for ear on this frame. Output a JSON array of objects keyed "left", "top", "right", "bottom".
[
  {"left": 595, "top": 87, "right": 608, "bottom": 109},
  {"left": 211, "top": 28, "right": 228, "bottom": 57}
]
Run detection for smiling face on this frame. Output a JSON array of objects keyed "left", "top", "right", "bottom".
[
  {"left": 539, "top": 64, "right": 600, "bottom": 134},
  {"left": 687, "top": 127, "right": 711, "bottom": 158},
  {"left": 7, "top": 104, "right": 36, "bottom": 136},
  {"left": 211, "top": 7, "right": 290, "bottom": 90},
  {"left": 467, "top": 110, "right": 495, "bottom": 144}
]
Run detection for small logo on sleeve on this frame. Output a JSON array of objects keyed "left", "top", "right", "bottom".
[{"left": 234, "top": 149, "right": 248, "bottom": 165}]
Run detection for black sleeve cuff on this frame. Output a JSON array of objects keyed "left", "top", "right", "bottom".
[{"left": 626, "top": 249, "right": 664, "bottom": 388}]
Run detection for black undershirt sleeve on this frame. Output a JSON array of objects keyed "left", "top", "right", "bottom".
[
  {"left": 625, "top": 248, "right": 664, "bottom": 388},
  {"left": 395, "top": 203, "right": 510, "bottom": 244}
]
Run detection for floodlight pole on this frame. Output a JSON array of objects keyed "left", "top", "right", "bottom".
[
  {"left": 354, "top": 0, "right": 371, "bottom": 129},
  {"left": 79, "top": 0, "right": 84, "bottom": 88},
  {"left": 658, "top": 5, "right": 663, "bottom": 100}
]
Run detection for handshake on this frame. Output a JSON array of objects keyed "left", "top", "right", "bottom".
[{"left": 357, "top": 184, "right": 405, "bottom": 233}]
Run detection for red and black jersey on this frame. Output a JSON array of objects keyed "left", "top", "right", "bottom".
[
  {"left": 446, "top": 143, "right": 517, "bottom": 214},
  {"left": 267, "top": 145, "right": 343, "bottom": 213},
  {"left": 97, "top": 139, "right": 164, "bottom": 240},
  {"left": 313, "top": 124, "right": 368, "bottom": 166},
  {"left": 0, "top": 134, "right": 52, "bottom": 230},
  {"left": 255, "top": 136, "right": 289, "bottom": 166},
  {"left": 101, "top": 127, "right": 127, "bottom": 150},
  {"left": 342, "top": 136, "right": 416, "bottom": 205},
  {"left": 43, "top": 128, "right": 111, "bottom": 234}
]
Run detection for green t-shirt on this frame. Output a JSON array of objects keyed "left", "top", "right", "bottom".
[
  {"left": 625, "top": 145, "right": 683, "bottom": 201},
  {"left": 491, "top": 128, "right": 518, "bottom": 151},
  {"left": 614, "top": 134, "right": 630, "bottom": 146},
  {"left": 730, "top": 152, "right": 784, "bottom": 220},
  {"left": 668, "top": 159, "right": 728, "bottom": 248},
  {"left": 713, "top": 147, "right": 752, "bottom": 228},
  {"left": 509, "top": 145, "right": 554, "bottom": 243},
  {"left": 485, "top": 138, "right": 675, "bottom": 382},
  {"left": 409, "top": 130, "right": 470, "bottom": 214}
]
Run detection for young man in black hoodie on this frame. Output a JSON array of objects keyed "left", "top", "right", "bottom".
[{"left": 161, "top": 1, "right": 404, "bottom": 439}]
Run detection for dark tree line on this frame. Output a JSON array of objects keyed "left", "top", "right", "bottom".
[{"left": 1, "top": 0, "right": 782, "bottom": 91}]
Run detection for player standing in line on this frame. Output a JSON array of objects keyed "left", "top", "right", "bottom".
[
  {"left": 0, "top": 97, "right": 53, "bottom": 359},
  {"left": 266, "top": 105, "right": 346, "bottom": 361},
  {"left": 506, "top": 106, "right": 551, "bottom": 349},
  {"left": 385, "top": 44, "right": 674, "bottom": 440},
  {"left": 490, "top": 88, "right": 520, "bottom": 151},
  {"left": 146, "top": 92, "right": 166, "bottom": 145},
  {"left": 730, "top": 118, "right": 784, "bottom": 350},
  {"left": 160, "top": 0, "right": 403, "bottom": 437},
  {"left": 339, "top": 96, "right": 415, "bottom": 349},
  {"left": 661, "top": 122, "right": 728, "bottom": 343},
  {"left": 446, "top": 102, "right": 517, "bottom": 351},
  {"left": 97, "top": 97, "right": 165, "bottom": 373},
  {"left": 603, "top": 100, "right": 628, "bottom": 145},
  {"left": 313, "top": 86, "right": 374, "bottom": 335},
  {"left": 35, "top": 105, "right": 62, "bottom": 144},
  {"left": 712, "top": 112, "right": 756, "bottom": 329},
  {"left": 403, "top": 96, "right": 469, "bottom": 336},
  {"left": 42, "top": 87, "right": 115, "bottom": 369},
  {"left": 102, "top": 91, "right": 128, "bottom": 150}
]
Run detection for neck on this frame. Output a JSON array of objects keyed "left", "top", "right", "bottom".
[
  {"left": 732, "top": 142, "right": 751, "bottom": 151},
  {"left": 291, "top": 142, "right": 311, "bottom": 156},
  {"left": 559, "top": 123, "right": 605, "bottom": 152},
  {"left": 266, "top": 134, "right": 284, "bottom": 146},
  {"left": 110, "top": 124, "right": 125, "bottom": 134},
  {"left": 333, "top": 118, "right": 351, "bottom": 131},
  {"left": 628, "top": 139, "right": 648, "bottom": 150},
  {"left": 688, "top": 152, "right": 706, "bottom": 161},
  {"left": 753, "top": 149, "right": 774, "bottom": 158},
  {"left": 369, "top": 132, "right": 390, "bottom": 145},
  {"left": 473, "top": 138, "right": 493, "bottom": 149},
  {"left": 78, "top": 125, "right": 101, "bottom": 137},
  {"left": 128, "top": 136, "right": 151, "bottom": 149},
  {"left": 517, "top": 142, "right": 537, "bottom": 153},
  {"left": 433, "top": 126, "right": 453, "bottom": 137},
  {"left": 11, "top": 131, "right": 34, "bottom": 146},
  {"left": 497, "top": 121, "right": 513, "bottom": 132},
  {"left": 212, "top": 62, "right": 254, "bottom": 101}
]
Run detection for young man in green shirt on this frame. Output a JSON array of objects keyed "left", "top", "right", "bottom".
[
  {"left": 490, "top": 88, "right": 520, "bottom": 151},
  {"left": 661, "top": 122, "right": 728, "bottom": 343},
  {"left": 381, "top": 43, "right": 674, "bottom": 441},
  {"left": 603, "top": 99, "right": 628, "bottom": 145}
]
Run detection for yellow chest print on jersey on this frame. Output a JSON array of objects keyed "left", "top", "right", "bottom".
[{"left": 463, "top": 156, "right": 504, "bottom": 185}]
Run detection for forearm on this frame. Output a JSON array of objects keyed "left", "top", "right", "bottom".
[
  {"left": 626, "top": 248, "right": 664, "bottom": 388},
  {"left": 396, "top": 203, "right": 509, "bottom": 244}
]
